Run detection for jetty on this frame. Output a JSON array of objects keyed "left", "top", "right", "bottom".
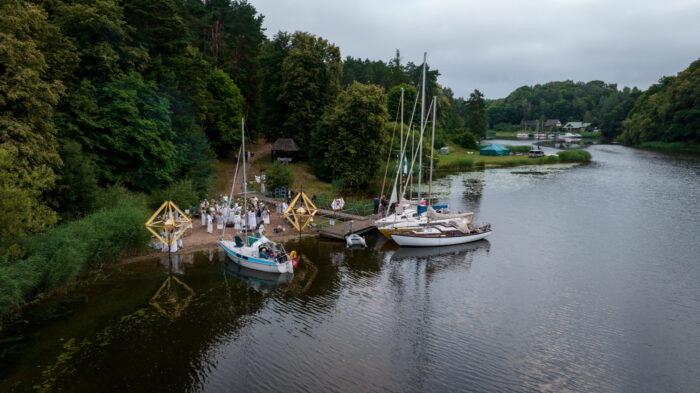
[{"left": 259, "top": 196, "right": 378, "bottom": 241}]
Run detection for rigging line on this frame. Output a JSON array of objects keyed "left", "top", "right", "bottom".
[
  {"left": 221, "top": 144, "right": 242, "bottom": 241},
  {"left": 378, "top": 91, "right": 404, "bottom": 214},
  {"left": 400, "top": 98, "right": 436, "bottom": 200}
]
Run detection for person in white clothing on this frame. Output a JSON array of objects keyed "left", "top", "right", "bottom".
[
  {"left": 258, "top": 224, "right": 265, "bottom": 236},
  {"left": 206, "top": 213, "right": 213, "bottom": 233}
]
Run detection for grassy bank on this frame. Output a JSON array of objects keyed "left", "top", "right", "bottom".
[
  {"left": 436, "top": 145, "right": 591, "bottom": 170},
  {"left": 0, "top": 195, "right": 150, "bottom": 323}
]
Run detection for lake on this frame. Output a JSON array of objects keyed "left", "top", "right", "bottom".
[{"left": 2, "top": 144, "right": 699, "bottom": 392}]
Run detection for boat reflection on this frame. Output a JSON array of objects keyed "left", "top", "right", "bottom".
[
  {"left": 391, "top": 240, "right": 490, "bottom": 260},
  {"left": 224, "top": 260, "right": 294, "bottom": 286}
]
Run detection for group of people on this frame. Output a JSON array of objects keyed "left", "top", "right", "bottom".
[{"left": 197, "top": 195, "right": 271, "bottom": 237}]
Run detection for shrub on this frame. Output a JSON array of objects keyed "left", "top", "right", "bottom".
[
  {"left": 455, "top": 131, "right": 478, "bottom": 149},
  {"left": 0, "top": 201, "right": 150, "bottom": 318},
  {"left": 150, "top": 178, "right": 202, "bottom": 210},
  {"left": 557, "top": 149, "right": 592, "bottom": 162},
  {"left": 265, "top": 161, "right": 294, "bottom": 192},
  {"left": 505, "top": 145, "right": 531, "bottom": 153}
]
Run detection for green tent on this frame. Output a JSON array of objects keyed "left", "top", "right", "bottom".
[{"left": 480, "top": 143, "right": 510, "bottom": 156}]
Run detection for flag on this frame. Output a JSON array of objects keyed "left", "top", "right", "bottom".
[{"left": 403, "top": 154, "right": 408, "bottom": 175}]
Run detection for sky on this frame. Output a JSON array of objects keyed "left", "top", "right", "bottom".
[{"left": 251, "top": 0, "right": 700, "bottom": 99}]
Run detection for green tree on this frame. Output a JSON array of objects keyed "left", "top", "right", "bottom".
[
  {"left": 0, "top": 0, "right": 68, "bottom": 173},
  {"left": 265, "top": 161, "right": 294, "bottom": 192},
  {"left": 387, "top": 84, "right": 418, "bottom": 124},
  {"left": 465, "top": 89, "right": 487, "bottom": 138},
  {"left": 311, "top": 82, "right": 389, "bottom": 186},
  {"left": 205, "top": 69, "right": 245, "bottom": 153},
  {"left": 0, "top": 149, "right": 57, "bottom": 254},
  {"left": 92, "top": 73, "right": 177, "bottom": 190},
  {"left": 281, "top": 32, "right": 342, "bottom": 149},
  {"left": 55, "top": 140, "right": 99, "bottom": 219},
  {"left": 258, "top": 31, "right": 292, "bottom": 140},
  {"left": 619, "top": 59, "right": 700, "bottom": 145}
]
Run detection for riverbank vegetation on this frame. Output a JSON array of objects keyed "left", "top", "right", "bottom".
[
  {"left": 0, "top": 0, "right": 692, "bottom": 321},
  {"left": 618, "top": 59, "right": 699, "bottom": 147},
  {"left": 435, "top": 145, "right": 590, "bottom": 170}
]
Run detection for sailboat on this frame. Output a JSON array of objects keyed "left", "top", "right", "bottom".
[
  {"left": 388, "top": 71, "right": 492, "bottom": 247},
  {"left": 375, "top": 55, "right": 472, "bottom": 238},
  {"left": 219, "top": 119, "right": 296, "bottom": 274}
]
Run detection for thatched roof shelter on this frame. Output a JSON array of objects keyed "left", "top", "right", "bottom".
[{"left": 271, "top": 138, "right": 301, "bottom": 163}]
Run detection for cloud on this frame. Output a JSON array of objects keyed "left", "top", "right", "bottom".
[{"left": 253, "top": 0, "right": 700, "bottom": 98}]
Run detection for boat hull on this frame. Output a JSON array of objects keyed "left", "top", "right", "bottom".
[
  {"left": 378, "top": 226, "right": 416, "bottom": 238},
  {"left": 391, "top": 230, "right": 491, "bottom": 247},
  {"left": 219, "top": 241, "right": 292, "bottom": 273}
]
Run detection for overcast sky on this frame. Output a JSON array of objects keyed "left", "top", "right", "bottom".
[{"left": 252, "top": 0, "right": 700, "bottom": 99}]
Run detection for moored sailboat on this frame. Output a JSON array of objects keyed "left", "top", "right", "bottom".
[
  {"left": 391, "top": 221, "right": 492, "bottom": 247},
  {"left": 219, "top": 118, "right": 296, "bottom": 274}
]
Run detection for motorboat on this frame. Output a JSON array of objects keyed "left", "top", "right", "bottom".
[
  {"left": 220, "top": 235, "right": 296, "bottom": 273},
  {"left": 346, "top": 234, "right": 366, "bottom": 248},
  {"left": 528, "top": 148, "right": 545, "bottom": 158},
  {"left": 516, "top": 133, "right": 529, "bottom": 138},
  {"left": 391, "top": 221, "right": 492, "bottom": 247}
]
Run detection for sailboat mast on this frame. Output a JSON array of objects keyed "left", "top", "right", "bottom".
[
  {"left": 428, "top": 96, "right": 436, "bottom": 206},
  {"left": 399, "top": 88, "right": 404, "bottom": 190},
  {"left": 417, "top": 52, "right": 426, "bottom": 201},
  {"left": 242, "top": 118, "right": 247, "bottom": 240}
]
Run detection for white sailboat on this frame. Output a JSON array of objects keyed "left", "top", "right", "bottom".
[
  {"left": 219, "top": 119, "right": 296, "bottom": 274},
  {"left": 391, "top": 221, "right": 492, "bottom": 247}
]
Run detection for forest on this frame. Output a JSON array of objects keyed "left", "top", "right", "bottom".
[{"left": 1, "top": 0, "right": 697, "bottom": 318}]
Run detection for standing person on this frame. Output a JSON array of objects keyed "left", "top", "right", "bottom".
[
  {"left": 207, "top": 212, "right": 213, "bottom": 233},
  {"left": 200, "top": 201, "right": 207, "bottom": 227},
  {"left": 287, "top": 189, "right": 292, "bottom": 204},
  {"left": 312, "top": 193, "right": 317, "bottom": 205}
]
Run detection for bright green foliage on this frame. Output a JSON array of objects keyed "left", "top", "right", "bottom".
[
  {"left": 619, "top": 59, "right": 700, "bottom": 145},
  {"left": 205, "top": 69, "right": 245, "bottom": 153},
  {"left": 0, "top": 0, "right": 67, "bottom": 172},
  {"left": 258, "top": 31, "right": 292, "bottom": 140},
  {"left": 55, "top": 140, "right": 99, "bottom": 219},
  {"left": 311, "top": 82, "right": 389, "bottom": 187},
  {"left": 281, "top": 32, "right": 342, "bottom": 149},
  {"left": 265, "top": 161, "right": 294, "bottom": 192},
  {"left": 465, "top": 89, "right": 487, "bottom": 139},
  {"left": 0, "top": 149, "right": 58, "bottom": 253},
  {"left": 557, "top": 149, "right": 592, "bottom": 161},
  {"left": 0, "top": 199, "right": 150, "bottom": 317},
  {"left": 387, "top": 84, "right": 418, "bottom": 123},
  {"left": 93, "top": 73, "right": 177, "bottom": 190}
]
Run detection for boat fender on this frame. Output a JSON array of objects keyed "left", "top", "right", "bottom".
[{"left": 290, "top": 251, "right": 298, "bottom": 268}]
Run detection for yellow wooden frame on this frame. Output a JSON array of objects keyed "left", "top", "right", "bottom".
[
  {"left": 283, "top": 192, "right": 318, "bottom": 232},
  {"left": 145, "top": 201, "right": 192, "bottom": 247}
]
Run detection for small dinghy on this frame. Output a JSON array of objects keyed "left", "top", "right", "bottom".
[{"left": 346, "top": 233, "right": 366, "bottom": 248}]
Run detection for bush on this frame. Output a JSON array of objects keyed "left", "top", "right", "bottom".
[
  {"left": 265, "top": 161, "right": 294, "bottom": 192},
  {"left": 150, "top": 178, "right": 202, "bottom": 210},
  {"left": 557, "top": 149, "right": 592, "bottom": 162},
  {"left": 0, "top": 201, "right": 150, "bottom": 318},
  {"left": 455, "top": 131, "right": 478, "bottom": 149}
]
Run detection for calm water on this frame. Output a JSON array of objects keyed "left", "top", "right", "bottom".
[{"left": 2, "top": 145, "right": 700, "bottom": 392}]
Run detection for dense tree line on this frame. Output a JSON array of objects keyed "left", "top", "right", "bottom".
[
  {"left": 0, "top": 0, "right": 264, "bottom": 253},
  {"left": 619, "top": 59, "right": 699, "bottom": 145},
  {"left": 2, "top": 0, "right": 696, "bottom": 259},
  {"left": 485, "top": 80, "right": 642, "bottom": 137}
]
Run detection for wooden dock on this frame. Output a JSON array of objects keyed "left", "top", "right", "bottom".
[
  {"left": 318, "top": 219, "right": 377, "bottom": 240},
  {"left": 258, "top": 196, "right": 378, "bottom": 241}
]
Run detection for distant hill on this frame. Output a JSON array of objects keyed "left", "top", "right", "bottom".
[{"left": 486, "top": 80, "right": 641, "bottom": 139}]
